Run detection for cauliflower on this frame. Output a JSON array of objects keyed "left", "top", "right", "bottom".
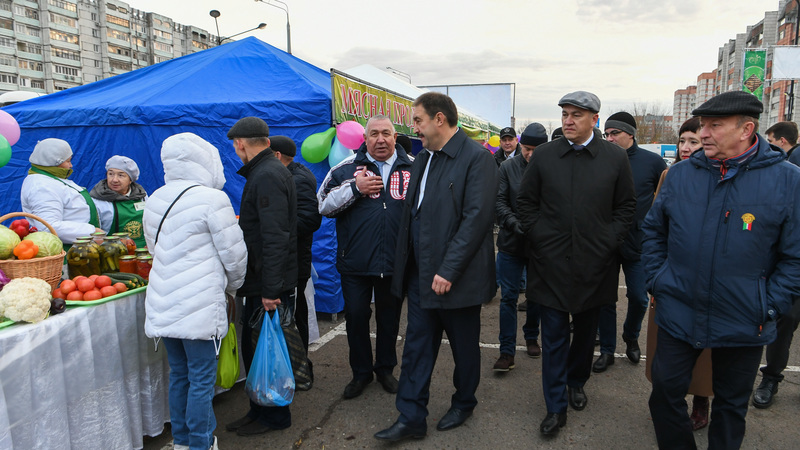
[{"left": 0, "top": 277, "right": 52, "bottom": 323}]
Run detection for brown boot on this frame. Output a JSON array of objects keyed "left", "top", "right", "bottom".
[{"left": 690, "top": 396, "right": 709, "bottom": 431}]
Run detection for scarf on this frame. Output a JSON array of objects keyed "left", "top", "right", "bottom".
[
  {"left": 89, "top": 179, "right": 148, "bottom": 202},
  {"left": 29, "top": 163, "right": 73, "bottom": 179}
]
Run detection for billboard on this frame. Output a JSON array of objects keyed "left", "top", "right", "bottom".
[
  {"left": 772, "top": 46, "right": 800, "bottom": 80},
  {"left": 421, "top": 83, "right": 514, "bottom": 128},
  {"left": 331, "top": 69, "right": 415, "bottom": 135}
]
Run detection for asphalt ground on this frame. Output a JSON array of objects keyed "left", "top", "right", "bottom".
[{"left": 144, "top": 276, "right": 800, "bottom": 449}]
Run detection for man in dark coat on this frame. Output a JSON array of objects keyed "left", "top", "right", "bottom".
[
  {"left": 593, "top": 112, "right": 667, "bottom": 373},
  {"left": 225, "top": 117, "right": 298, "bottom": 436},
  {"left": 374, "top": 92, "right": 498, "bottom": 442},
  {"left": 271, "top": 135, "right": 321, "bottom": 352},
  {"left": 517, "top": 91, "right": 636, "bottom": 437},
  {"left": 494, "top": 126, "right": 520, "bottom": 166},
  {"left": 317, "top": 115, "right": 412, "bottom": 399}
]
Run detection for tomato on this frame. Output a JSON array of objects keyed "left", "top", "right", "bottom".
[
  {"left": 100, "top": 286, "right": 118, "bottom": 298},
  {"left": 60, "top": 279, "right": 77, "bottom": 295},
  {"left": 52, "top": 287, "right": 66, "bottom": 299},
  {"left": 73, "top": 276, "right": 88, "bottom": 285},
  {"left": 95, "top": 275, "right": 113, "bottom": 289},
  {"left": 83, "top": 289, "right": 103, "bottom": 301},
  {"left": 88, "top": 274, "right": 99, "bottom": 282},
  {"left": 113, "top": 282, "right": 128, "bottom": 293},
  {"left": 76, "top": 278, "right": 95, "bottom": 293},
  {"left": 66, "top": 290, "right": 84, "bottom": 301}
]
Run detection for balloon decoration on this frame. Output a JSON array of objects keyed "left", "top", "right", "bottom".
[
  {"left": 0, "top": 135, "right": 10, "bottom": 168},
  {"left": 0, "top": 110, "right": 20, "bottom": 146},
  {"left": 488, "top": 135, "right": 501, "bottom": 148},
  {"left": 327, "top": 138, "right": 352, "bottom": 167},
  {"left": 336, "top": 121, "right": 365, "bottom": 150},
  {"left": 301, "top": 127, "right": 336, "bottom": 163}
]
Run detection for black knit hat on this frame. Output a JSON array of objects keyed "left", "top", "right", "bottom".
[
  {"left": 519, "top": 123, "right": 548, "bottom": 147},
  {"left": 551, "top": 127, "right": 564, "bottom": 140},
  {"left": 227, "top": 116, "right": 270, "bottom": 139},
  {"left": 692, "top": 91, "right": 763, "bottom": 118},
  {"left": 270, "top": 135, "right": 296, "bottom": 157},
  {"left": 605, "top": 112, "right": 637, "bottom": 137}
]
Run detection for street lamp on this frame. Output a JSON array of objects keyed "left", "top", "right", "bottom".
[
  {"left": 209, "top": 10, "right": 266, "bottom": 46},
  {"left": 254, "top": 0, "right": 291, "bottom": 54}
]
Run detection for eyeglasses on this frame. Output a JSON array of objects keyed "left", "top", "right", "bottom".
[{"left": 603, "top": 130, "right": 623, "bottom": 138}]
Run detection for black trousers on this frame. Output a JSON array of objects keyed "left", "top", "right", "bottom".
[
  {"left": 295, "top": 278, "right": 310, "bottom": 351},
  {"left": 761, "top": 297, "right": 800, "bottom": 381},
  {"left": 649, "top": 327, "right": 762, "bottom": 450},
  {"left": 241, "top": 294, "right": 292, "bottom": 428},
  {"left": 340, "top": 274, "right": 402, "bottom": 379},
  {"left": 539, "top": 304, "right": 601, "bottom": 414}
]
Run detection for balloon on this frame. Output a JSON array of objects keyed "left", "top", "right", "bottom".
[
  {"left": 0, "top": 110, "right": 20, "bottom": 146},
  {"left": 488, "top": 135, "right": 500, "bottom": 148},
  {"left": 488, "top": 144, "right": 499, "bottom": 153},
  {"left": 336, "top": 121, "right": 365, "bottom": 150},
  {"left": 301, "top": 127, "right": 336, "bottom": 163},
  {"left": 327, "top": 138, "right": 353, "bottom": 167},
  {"left": 0, "top": 135, "right": 9, "bottom": 168}
]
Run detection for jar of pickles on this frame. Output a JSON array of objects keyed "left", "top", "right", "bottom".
[
  {"left": 91, "top": 231, "right": 106, "bottom": 246},
  {"left": 99, "top": 236, "right": 128, "bottom": 272},
  {"left": 119, "top": 255, "right": 138, "bottom": 274},
  {"left": 66, "top": 239, "right": 102, "bottom": 278},
  {"left": 113, "top": 232, "right": 136, "bottom": 255},
  {"left": 135, "top": 248, "right": 150, "bottom": 258},
  {"left": 136, "top": 255, "right": 153, "bottom": 280}
]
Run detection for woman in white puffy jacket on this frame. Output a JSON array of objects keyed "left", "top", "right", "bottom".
[{"left": 143, "top": 132, "right": 247, "bottom": 450}]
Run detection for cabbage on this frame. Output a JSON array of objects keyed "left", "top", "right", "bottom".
[
  {"left": 24, "top": 232, "right": 63, "bottom": 257},
  {"left": 0, "top": 225, "right": 21, "bottom": 259}
]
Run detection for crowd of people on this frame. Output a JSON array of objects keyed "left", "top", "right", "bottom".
[{"left": 16, "top": 89, "right": 800, "bottom": 450}]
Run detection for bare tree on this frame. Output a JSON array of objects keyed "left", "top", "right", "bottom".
[{"left": 624, "top": 102, "right": 678, "bottom": 145}]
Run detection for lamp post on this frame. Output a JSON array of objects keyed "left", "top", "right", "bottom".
[
  {"left": 209, "top": 10, "right": 266, "bottom": 46},
  {"left": 386, "top": 66, "right": 411, "bottom": 84},
  {"left": 254, "top": 0, "right": 291, "bottom": 54},
  {"left": 787, "top": 0, "right": 800, "bottom": 121}
]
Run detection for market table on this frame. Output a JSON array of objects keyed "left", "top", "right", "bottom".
[{"left": 0, "top": 289, "right": 169, "bottom": 449}]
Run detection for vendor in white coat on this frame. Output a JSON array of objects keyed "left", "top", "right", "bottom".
[
  {"left": 143, "top": 132, "right": 247, "bottom": 450},
  {"left": 20, "top": 138, "right": 109, "bottom": 245}
]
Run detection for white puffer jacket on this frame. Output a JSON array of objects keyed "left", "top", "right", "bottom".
[{"left": 143, "top": 133, "right": 247, "bottom": 341}]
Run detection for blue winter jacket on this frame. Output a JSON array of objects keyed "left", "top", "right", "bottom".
[{"left": 642, "top": 135, "right": 800, "bottom": 348}]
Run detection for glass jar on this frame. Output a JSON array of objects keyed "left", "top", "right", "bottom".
[
  {"left": 91, "top": 231, "right": 106, "bottom": 246},
  {"left": 135, "top": 247, "right": 150, "bottom": 258},
  {"left": 99, "top": 236, "right": 127, "bottom": 273},
  {"left": 136, "top": 255, "right": 153, "bottom": 280},
  {"left": 119, "top": 255, "right": 138, "bottom": 274},
  {"left": 66, "top": 240, "right": 101, "bottom": 278},
  {"left": 113, "top": 232, "right": 136, "bottom": 255}
]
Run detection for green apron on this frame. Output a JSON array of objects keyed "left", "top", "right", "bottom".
[
  {"left": 113, "top": 199, "right": 146, "bottom": 248},
  {"left": 30, "top": 167, "right": 100, "bottom": 251}
]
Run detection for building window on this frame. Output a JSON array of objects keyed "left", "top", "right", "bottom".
[
  {"left": 132, "top": 23, "right": 146, "bottom": 33},
  {"left": 54, "top": 63, "right": 79, "bottom": 76},
  {"left": 91, "top": 12, "right": 97, "bottom": 21},
  {"left": 109, "top": 59, "right": 131, "bottom": 71},
  {"left": 154, "top": 55, "right": 170, "bottom": 63},
  {"left": 108, "top": 44, "right": 130, "bottom": 56},
  {"left": 51, "top": 46, "right": 80, "bottom": 61},
  {"left": 0, "top": 55, "right": 13, "bottom": 66},
  {"left": 105, "top": 3, "right": 116, "bottom": 11},
  {"left": 153, "top": 41, "right": 172, "bottom": 52},
  {"left": 192, "top": 40, "right": 209, "bottom": 50},
  {"left": 19, "top": 59, "right": 43, "bottom": 71},
  {"left": 0, "top": 74, "right": 17, "bottom": 84},
  {"left": 50, "top": 29, "right": 79, "bottom": 44},
  {"left": 0, "top": 17, "right": 13, "bottom": 30},
  {"left": 134, "top": 37, "right": 146, "bottom": 48},
  {"left": 106, "top": 14, "right": 130, "bottom": 28},
  {"left": 153, "top": 29, "right": 172, "bottom": 40},
  {"left": 107, "top": 28, "right": 130, "bottom": 42},
  {"left": 0, "top": 1, "right": 11, "bottom": 12},
  {"left": 31, "top": 79, "right": 44, "bottom": 89},
  {"left": 0, "top": 36, "right": 13, "bottom": 48},
  {"left": 14, "top": 5, "right": 39, "bottom": 20},
  {"left": 18, "top": 42, "right": 43, "bottom": 54},
  {"left": 50, "top": 12, "right": 77, "bottom": 28},
  {"left": 16, "top": 24, "right": 41, "bottom": 37},
  {"left": 49, "top": 0, "right": 77, "bottom": 13},
  {"left": 54, "top": 84, "right": 71, "bottom": 91}
]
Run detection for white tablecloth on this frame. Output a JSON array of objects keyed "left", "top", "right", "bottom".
[{"left": 0, "top": 291, "right": 170, "bottom": 450}]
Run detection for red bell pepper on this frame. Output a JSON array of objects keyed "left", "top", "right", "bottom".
[{"left": 10, "top": 219, "right": 30, "bottom": 239}]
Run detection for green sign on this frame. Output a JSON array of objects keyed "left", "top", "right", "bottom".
[
  {"left": 742, "top": 50, "right": 766, "bottom": 101},
  {"left": 331, "top": 70, "right": 415, "bottom": 135}
]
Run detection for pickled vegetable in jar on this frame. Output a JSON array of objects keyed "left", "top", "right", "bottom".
[
  {"left": 135, "top": 248, "right": 150, "bottom": 258},
  {"left": 67, "top": 240, "right": 102, "bottom": 278},
  {"left": 100, "top": 236, "right": 126, "bottom": 272},
  {"left": 119, "top": 255, "right": 138, "bottom": 274},
  {"left": 136, "top": 255, "right": 153, "bottom": 280},
  {"left": 113, "top": 232, "right": 136, "bottom": 255}
]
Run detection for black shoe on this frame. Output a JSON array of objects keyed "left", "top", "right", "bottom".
[
  {"left": 624, "top": 338, "right": 641, "bottom": 364},
  {"left": 540, "top": 413, "right": 567, "bottom": 436},
  {"left": 374, "top": 421, "right": 426, "bottom": 441},
  {"left": 343, "top": 375, "right": 373, "bottom": 399},
  {"left": 753, "top": 377, "right": 779, "bottom": 409},
  {"left": 436, "top": 408, "right": 473, "bottom": 431},
  {"left": 568, "top": 386, "right": 587, "bottom": 411},
  {"left": 592, "top": 353, "right": 614, "bottom": 373},
  {"left": 236, "top": 420, "right": 274, "bottom": 436},
  {"left": 376, "top": 372, "right": 399, "bottom": 394},
  {"left": 225, "top": 414, "right": 255, "bottom": 432}
]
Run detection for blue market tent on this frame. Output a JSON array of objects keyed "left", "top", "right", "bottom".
[{"left": 0, "top": 37, "right": 344, "bottom": 313}]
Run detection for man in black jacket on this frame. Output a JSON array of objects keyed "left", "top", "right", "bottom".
[
  {"left": 593, "top": 112, "right": 666, "bottom": 373},
  {"left": 494, "top": 126, "right": 520, "bottom": 167},
  {"left": 375, "top": 92, "right": 497, "bottom": 442},
  {"left": 517, "top": 92, "right": 635, "bottom": 437},
  {"left": 318, "top": 115, "right": 412, "bottom": 399},
  {"left": 225, "top": 117, "right": 298, "bottom": 437},
  {"left": 493, "top": 122, "right": 548, "bottom": 372}
]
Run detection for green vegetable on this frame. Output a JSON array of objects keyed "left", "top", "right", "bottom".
[
  {"left": 0, "top": 225, "right": 21, "bottom": 259},
  {"left": 23, "top": 231, "right": 63, "bottom": 257}
]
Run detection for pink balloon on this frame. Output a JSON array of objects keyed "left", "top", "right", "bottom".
[
  {"left": 0, "top": 110, "right": 19, "bottom": 146},
  {"left": 336, "top": 121, "right": 365, "bottom": 150}
]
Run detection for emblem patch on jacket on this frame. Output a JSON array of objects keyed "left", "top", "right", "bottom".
[{"left": 742, "top": 213, "right": 755, "bottom": 231}]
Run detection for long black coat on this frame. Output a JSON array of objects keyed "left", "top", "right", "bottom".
[
  {"left": 496, "top": 154, "right": 528, "bottom": 257},
  {"left": 288, "top": 161, "right": 321, "bottom": 281},
  {"left": 391, "top": 129, "right": 498, "bottom": 309},
  {"left": 517, "top": 130, "right": 635, "bottom": 313}
]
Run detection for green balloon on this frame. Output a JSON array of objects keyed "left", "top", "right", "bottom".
[
  {"left": 0, "top": 135, "right": 10, "bottom": 168},
  {"left": 301, "top": 127, "right": 336, "bottom": 163}
]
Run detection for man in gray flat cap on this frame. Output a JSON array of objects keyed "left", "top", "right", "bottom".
[
  {"left": 643, "top": 91, "right": 800, "bottom": 449},
  {"left": 517, "top": 91, "right": 636, "bottom": 437}
]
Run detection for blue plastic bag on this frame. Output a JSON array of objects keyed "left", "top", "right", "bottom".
[{"left": 245, "top": 308, "right": 295, "bottom": 407}]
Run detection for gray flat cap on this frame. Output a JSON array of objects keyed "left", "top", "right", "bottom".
[
  {"left": 692, "top": 91, "right": 762, "bottom": 118},
  {"left": 558, "top": 91, "right": 601, "bottom": 113},
  {"left": 227, "top": 116, "right": 269, "bottom": 139}
]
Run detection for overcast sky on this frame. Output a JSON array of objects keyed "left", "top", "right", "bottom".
[{"left": 127, "top": 0, "right": 781, "bottom": 126}]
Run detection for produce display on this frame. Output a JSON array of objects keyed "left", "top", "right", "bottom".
[
  {"left": 52, "top": 273, "right": 146, "bottom": 302},
  {"left": 67, "top": 239, "right": 101, "bottom": 278},
  {"left": 0, "top": 225, "right": 20, "bottom": 259},
  {"left": 0, "top": 224, "right": 63, "bottom": 260},
  {"left": 0, "top": 277, "right": 52, "bottom": 323}
]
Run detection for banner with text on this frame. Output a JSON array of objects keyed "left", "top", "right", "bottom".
[
  {"left": 331, "top": 69, "right": 415, "bottom": 135},
  {"left": 742, "top": 49, "right": 766, "bottom": 101}
]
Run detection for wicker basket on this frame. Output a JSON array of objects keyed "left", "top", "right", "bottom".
[{"left": 0, "top": 212, "right": 66, "bottom": 290}]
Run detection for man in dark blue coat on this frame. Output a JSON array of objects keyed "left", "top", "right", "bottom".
[
  {"left": 374, "top": 92, "right": 497, "bottom": 442},
  {"left": 643, "top": 91, "right": 800, "bottom": 449},
  {"left": 318, "top": 115, "right": 412, "bottom": 399}
]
